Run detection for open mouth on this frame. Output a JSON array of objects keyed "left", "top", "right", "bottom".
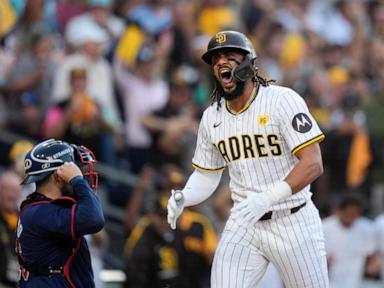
[{"left": 219, "top": 68, "right": 234, "bottom": 86}]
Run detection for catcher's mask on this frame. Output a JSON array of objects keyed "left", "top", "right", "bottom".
[
  {"left": 71, "top": 144, "right": 98, "bottom": 192},
  {"left": 22, "top": 139, "right": 98, "bottom": 192},
  {"left": 201, "top": 30, "right": 257, "bottom": 82}
]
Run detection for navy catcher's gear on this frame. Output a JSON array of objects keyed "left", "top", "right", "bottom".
[
  {"left": 71, "top": 144, "right": 99, "bottom": 192},
  {"left": 21, "top": 139, "right": 75, "bottom": 184},
  {"left": 201, "top": 30, "right": 257, "bottom": 65},
  {"left": 22, "top": 139, "right": 98, "bottom": 191},
  {"left": 16, "top": 176, "right": 105, "bottom": 288}
]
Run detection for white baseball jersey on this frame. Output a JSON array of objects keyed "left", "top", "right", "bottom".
[
  {"left": 192, "top": 83, "right": 324, "bottom": 210},
  {"left": 192, "top": 83, "right": 328, "bottom": 287}
]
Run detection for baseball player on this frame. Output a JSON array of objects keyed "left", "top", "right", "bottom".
[
  {"left": 16, "top": 139, "right": 104, "bottom": 287},
  {"left": 167, "top": 30, "right": 329, "bottom": 287}
]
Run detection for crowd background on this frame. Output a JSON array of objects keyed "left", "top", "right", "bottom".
[{"left": 1, "top": 0, "right": 384, "bottom": 287}]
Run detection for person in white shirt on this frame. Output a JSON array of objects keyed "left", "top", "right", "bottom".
[
  {"left": 373, "top": 213, "right": 384, "bottom": 286},
  {"left": 322, "top": 195, "right": 376, "bottom": 288}
]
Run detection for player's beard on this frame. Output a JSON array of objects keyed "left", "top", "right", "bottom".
[{"left": 215, "top": 78, "right": 246, "bottom": 101}]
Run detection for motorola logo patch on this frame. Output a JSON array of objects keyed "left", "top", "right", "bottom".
[{"left": 292, "top": 113, "right": 312, "bottom": 133}]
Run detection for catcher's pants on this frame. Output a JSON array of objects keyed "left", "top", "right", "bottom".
[{"left": 211, "top": 200, "right": 329, "bottom": 288}]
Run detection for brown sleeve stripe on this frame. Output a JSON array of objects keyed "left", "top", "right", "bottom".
[
  {"left": 291, "top": 134, "right": 325, "bottom": 155},
  {"left": 192, "top": 163, "right": 226, "bottom": 172}
]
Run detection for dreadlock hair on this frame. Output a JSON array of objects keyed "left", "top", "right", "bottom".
[{"left": 211, "top": 73, "right": 275, "bottom": 110}]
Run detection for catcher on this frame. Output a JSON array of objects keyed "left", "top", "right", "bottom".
[{"left": 16, "top": 139, "right": 104, "bottom": 287}]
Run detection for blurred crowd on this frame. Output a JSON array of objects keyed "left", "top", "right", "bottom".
[{"left": 1, "top": 0, "right": 384, "bottom": 287}]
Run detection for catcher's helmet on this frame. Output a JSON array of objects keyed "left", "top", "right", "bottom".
[
  {"left": 201, "top": 30, "right": 257, "bottom": 65},
  {"left": 22, "top": 139, "right": 98, "bottom": 191}
]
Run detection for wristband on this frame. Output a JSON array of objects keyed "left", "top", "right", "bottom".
[{"left": 266, "top": 181, "right": 292, "bottom": 205}]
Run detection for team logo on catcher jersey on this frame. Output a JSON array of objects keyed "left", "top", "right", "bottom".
[
  {"left": 257, "top": 115, "right": 270, "bottom": 127},
  {"left": 216, "top": 32, "right": 226, "bottom": 44},
  {"left": 292, "top": 113, "right": 312, "bottom": 133}
]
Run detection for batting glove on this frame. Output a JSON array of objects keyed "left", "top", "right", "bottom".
[
  {"left": 231, "top": 191, "right": 272, "bottom": 227},
  {"left": 231, "top": 181, "right": 292, "bottom": 226},
  {"left": 167, "top": 189, "right": 185, "bottom": 230}
]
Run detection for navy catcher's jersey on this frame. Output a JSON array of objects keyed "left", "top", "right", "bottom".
[{"left": 16, "top": 176, "right": 105, "bottom": 287}]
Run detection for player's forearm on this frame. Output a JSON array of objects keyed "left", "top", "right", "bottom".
[
  {"left": 182, "top": 169, "right": 223, "bottom": 207},
  {"left": 285, "top": 149, "right": 323, "bottom": 193},
  {"left": 71, "top": 176, "right": 105, "bottom": 235}
]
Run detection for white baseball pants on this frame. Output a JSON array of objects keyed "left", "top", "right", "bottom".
[{"left": 211, "top": 200, "right": 329, "bottom": 288}]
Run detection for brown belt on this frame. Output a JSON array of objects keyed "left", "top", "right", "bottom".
[{"left": 259, "top": 202, "right": 306, "bottom": 221}]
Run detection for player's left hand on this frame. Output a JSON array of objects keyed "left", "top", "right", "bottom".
[
  {"left": 231, "top": 191, "right": 272, "bottom": 227},
  {"left": 167, "top": 190, "right": 185, "bottom": 230}
]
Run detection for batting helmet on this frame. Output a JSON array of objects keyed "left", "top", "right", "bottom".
[
  {"left": 21, "top": 139, "right": 98, "bottom": 191},
  {"left": 201, "top": 30, "right": 257, "bottom": 65}
]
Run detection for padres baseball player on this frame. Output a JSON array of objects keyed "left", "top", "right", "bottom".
[
  {"left": 167, "top": 30, "right": 329, "bottom": 287},
  {"left": 16, "top": 139, "right": 104, "bottom": 287}
]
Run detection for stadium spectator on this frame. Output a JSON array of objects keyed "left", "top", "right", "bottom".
[
  {"left": 364, "top": 64, "right": 384, "bottom": 216},
  {"left": 7, "top": 139, "right": 35, "bottom": 204},
  {"left": 0, "top": 44, "right": 15, "bottom": 127},
  {"left": 124, "top": 192, "right": 180, "bottom": 288},
  {"left": 124, "top": 163, "right": 217, "bottom": 288},
  {"left": 196, "top": 0, "right": 238, "bottom": 37},
  {"left": 65, "top": 0, "right": 124, "bottom": 56},
  {"left": 0, "top": 0, "right": 17, "bottom": 41},
  {"left": 55, "top": 0, "right": 88, "bottom": 35},
  {"left": 143, "top": 65, "right": 199, "bottom": 170},
  {"left": 85, "top": 229, "right": 109, "bottom": 288},
  {"left": 45, "top": 67, "right": 115, "bottom": 161},
  {"left": 52, "top": 21, "right": 122, "bottom": 134},
  {"left": 125, "top": 0, "right": 173, "bottom": 37},
  {"left": 4, "top": 32, "right": 57, "bottom": 139},
  {"left": 114, "top": 43, "right": 169, "bottom": 173},
  {"left": 322, "top": 93, "right": 372, "bottom": 209},
  {"left": 322, "top": 195, "right": 378, "bottom": 288},
  {"left": 168, "top": 1, "right": 198, "bottom": 69},
  {"left": 374, "top": 212, "right": 384, "bottom": 286},
  {"left": 0, "top": 171, "right": 22, "bottom": 287}
]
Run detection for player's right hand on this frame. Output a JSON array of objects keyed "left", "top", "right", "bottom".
[
  {"left": 167, "top": 189, "right": 185, "bottom": 230},
  {"left": 231, "top": 191, "right": 272, "bottom": 227},
  {"left": 56, "top": 162, "right": 83, "bottom": 183}
]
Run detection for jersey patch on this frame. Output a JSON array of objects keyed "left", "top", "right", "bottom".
[
  {"left": 292, "top": 113, "right": 312, "bottom": 133},
  {"left": 257, "top": 115, "right": 270, "bottom": 127}
]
